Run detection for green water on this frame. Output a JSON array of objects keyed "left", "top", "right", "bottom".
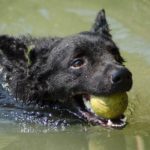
[{"left": 0, "top": 0, "right": 150, "bottom": 149}]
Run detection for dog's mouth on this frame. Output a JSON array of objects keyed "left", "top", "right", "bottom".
[{"left": 72, "top": 93, "right": 127, "bottom": 129}]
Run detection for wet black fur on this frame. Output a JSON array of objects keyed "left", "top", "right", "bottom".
[{"left": 0, "top": 10, "right": 132, "bottom": 107}]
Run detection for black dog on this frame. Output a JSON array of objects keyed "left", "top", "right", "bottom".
[{"left": 0, "top": 9, "right": 132, "bottom": 128}]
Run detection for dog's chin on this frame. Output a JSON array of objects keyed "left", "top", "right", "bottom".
[{"left": 72, "top": 94, "right": 127, "bottom": 129}]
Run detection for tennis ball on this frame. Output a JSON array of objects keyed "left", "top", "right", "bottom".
[{"left": 90, "top": 93, "right": 128, "bottom": 119}]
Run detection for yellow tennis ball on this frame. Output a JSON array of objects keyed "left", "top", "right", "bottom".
[{"left": 90, "top": 93, "right": 128, "bottom": 119}]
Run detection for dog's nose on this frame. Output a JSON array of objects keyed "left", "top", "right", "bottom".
[
  {"left": 111, "top": 68, "right": 131, "bottom": 84},
  {"left": 111, "top": 68, "right": 132, "bottom": 90}
]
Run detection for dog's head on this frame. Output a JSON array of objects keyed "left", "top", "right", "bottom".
[{"left": 42, "top": 10, "right": 132, "bottom": 128}]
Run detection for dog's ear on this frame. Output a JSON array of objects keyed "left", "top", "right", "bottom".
[
  {"left": 91, "top": 9, "right": 111, "bottom": 37},
  {"left": 0, "top": 35, "right": 29, "bottom": 70},
  {"left": 0, "top": 35, "right": 27, "bottom": 61}
]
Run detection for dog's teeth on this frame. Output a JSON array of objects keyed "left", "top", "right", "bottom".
[
  {"left": 113, "top": 122, "right": 125, "bottom": 128},
  {"left": 83, "top": 97, "right": 94, "bottom": 113},
  {"left": 107, "top": 119, "right": 126, "bottom": 128},
  {"left": 120, "top": 117, "right": 127, "bottom": 123},
  {"left": 83, "top": 97, "right": 91, "bottom": 109},
  {"left": 112, "top": 121, "right": 126, "bottom": 128},
  {"left": 107, "top": 119, "right": 113, "bottom": 126}
]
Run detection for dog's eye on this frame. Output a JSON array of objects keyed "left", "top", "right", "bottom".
[{"left": 71, "top": 58, "right": 85, "bottom": 68}]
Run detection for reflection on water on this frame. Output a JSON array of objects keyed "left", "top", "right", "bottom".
[
  {"left": 0, "top": 0, "right": 150, "bottom": 150},
  {"left": 0, "top": 127, "right": 149, "bottom": 150}
]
